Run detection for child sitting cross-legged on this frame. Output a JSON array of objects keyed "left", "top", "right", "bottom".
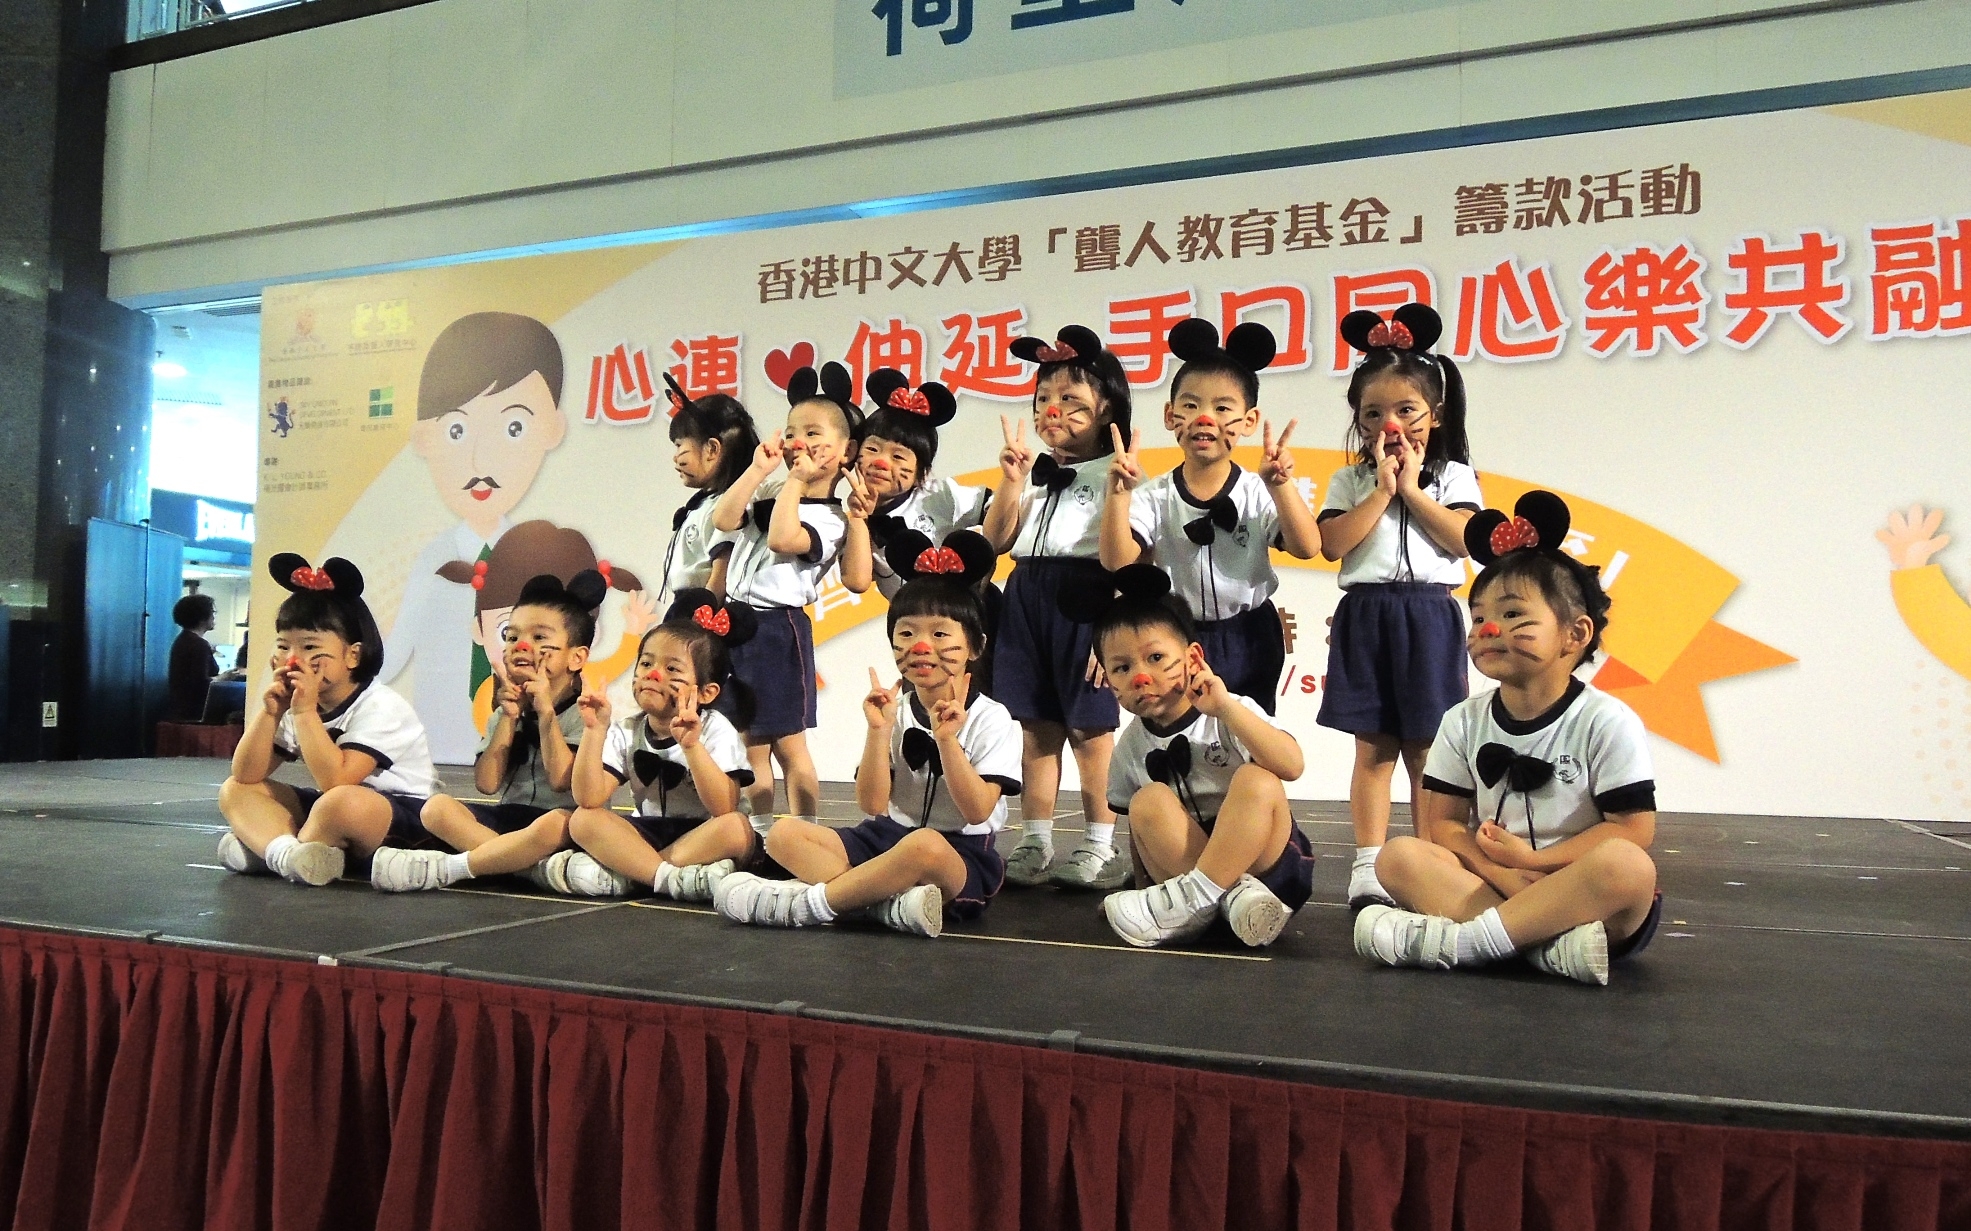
[
  {"left": 714, "top": 530, "right": 1020, "bottom": 937},
  {"left": 1078, "top": 565, "right": 1316, "bottom": 949},
  {"left": 535, "top": 591, "right": 763, "bottom": 899},
  {"left": 1354, "top": 491, "right": 1661, "bottom": 986}
]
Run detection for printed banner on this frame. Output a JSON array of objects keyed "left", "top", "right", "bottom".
[{"left": 257, "top": 86, "right": 1971, "bottom": 819}]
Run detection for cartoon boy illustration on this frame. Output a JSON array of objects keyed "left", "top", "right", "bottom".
[
  {"left": 436, "top": 520, "right": 653, "bottom": 735},
  {"left": 1880, "top": 504, "right": 1971, "bottom": 680},
  {"left": 380, "top": 311, "right": 571, "bottom": 763}
]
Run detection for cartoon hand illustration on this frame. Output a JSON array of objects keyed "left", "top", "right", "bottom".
[
  {"left": 621, "top": 589, "right": 656, "bottom": 637},
  {"left": 1879, "top": 504, "right": 1951, "bottom": 571}
]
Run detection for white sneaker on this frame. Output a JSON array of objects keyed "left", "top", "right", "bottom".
[
  {"left": 561, "top": 852, "right": 635, "bottom": 898},
  {"left": 1347, "top": 861, "right": 1394, "bottom": 910},
  {"left": 284, "top": 841, "right": 345, "bottom": 887},
  {"left": 369, "top": 847, "right": 447, "bottom": 892},
  {"left": 1002, "top": 832, "right": 1054, "bottom": 886},
  {"left": 1101, "top": 877, "right": 1219, "bottom": 948},
  {"left": 873, "top": 884, "right": 943, "bottom": 937},
  {"left": 524, "top": 854, "right": 568, "bottom": 894},
  {"left": 217, "top": 832, "right": 268, "bottom": 876},
  {"left": 666, "top": 859, "right": 735, "bottom": 902},
  {"left": 1048, "top": 843, "right": 1130, "bottom": 890},
  {"left": 1524, "top": 921, "right": 1610, "bottom": 986},
  {"left": 714, "top": 873, "right": 819, "bottom": 927},
  {"left": 1352, "top": 904, "right": 1458, "bottom": 969},
  {"left": 1222, "top": 874, "right": 1293, "bottom": 948}
]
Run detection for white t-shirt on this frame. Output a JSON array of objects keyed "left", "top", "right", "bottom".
[
  {"left": 1108, "top": 694, "right": 1278, "bottom": 823},
  {"left": 1009, "top": 456, "right": 1108, "bottom": 560},
  {"left": 477, "top": 696, "right": 587, "bottom": 810},
  {"left": 719, "top": 476, "right": 848, "bottom": 608},
  {"left": 274, "top": 680, "right": 439, "bottom": 797},
  {"left": 882, "top": 689, "right": 1023, "bottom": 836},
  {"left": 656, "top": 489, "right": 723, "bottom": 612},
  {"left": 600, "top": 707, "right": 753, "bottom": 822},
  {"left": 1319, "top": 460, "right": 1483, "bottom": 588},
  {"left": 1129, "top": 464, "right": 1282, "bottom": 622},
  {"left": 1422, "top": 680, "right": 1656, "bottom": 848},
  {"left": 869, "top": 477, "right": 992, "bottom": 599}
]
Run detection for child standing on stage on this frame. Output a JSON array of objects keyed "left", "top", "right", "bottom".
[
  {"left": 710, "top": 363, "right": 858, "bottom": 819},
  {"left": 717, "top": 531, "right": 1018, "bottom": 937},
  {"left": 981, "top": 325, "right": 1132, "bottom": 890},
  {"left": 1355, "top": 492, "right": 1659, "bottom": 986},
  {"left": 218, "top": 555, "right": 437, "bottom": 886},
  {"left": 368, "top": 572, "right": 609, "bottom": 892},
  {"left": 1100, "top": 318, "right": 1320, "bottom": 713},
  {"left": 656, "top": 377, "right": 760, "bottom": 613},
  {"left": 1316, "top": 304, "right": 1481, "bottom": 909},
  {"left": 839, "top": 369, "right": 990, "bottom": 600},
  {"left": 1077, "top": 565, "right": 1314, "bottom": 949},
  {"left": 539, "top": 591, "right": 762, "bottom": 899}
]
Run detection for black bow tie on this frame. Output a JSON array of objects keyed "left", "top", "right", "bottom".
[
  {"left": 1029, "top": 455, "right": 1076, "bottom": 493},
  {"left": 1475, "top": 743, "right": 1554, "bottom": 793},
  {"left": 632, "top": 749, "right": 688, "bottom": 792},
  {"left": 671, "top": 504, "right": 690, "bottom": 531},
  {"left": 1183, "top": 495, "right": 1240, "bottom": 545},
  {"left": 867, "top": 513, "right": 907, "bottom": 546},
  {"left": 749, "top": 499, "right": 776, "bottom": 532},
  {"left": 901, "top": 727, "right": 942, "bottom": 776},
  {"left": 1144, "top": 735, "right": 1192, "bottom": 785}
]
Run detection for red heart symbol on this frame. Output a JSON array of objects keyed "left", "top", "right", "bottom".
[{"left": 763, "top": 341, "right": 817, "bottom": 392}]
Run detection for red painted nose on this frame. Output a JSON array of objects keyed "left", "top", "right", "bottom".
[
  {"left": 516, "top": 641, "right": 533, "bottom": 652},
  {"left": 1043, "top": 406, "right": 1063, "bottom": 420},
  {"left": 910, "top": 642, "right": 932, "bottom": 656},
  {"left": 1129, "top": 673, "right": 1154, "bottom": 689},
  {"left": 1194, "top": 415, "right": 1216, "bottom": 427},
  {"left": 645, "top": 669, "right": 664, "bottom": 681},
  {"left": 1476, "top": 623, "right": 1501, "bottom": 639},
  {"left": 1383, "top": 421, "right": 1404, "bottom": 436},
  {"left": 286, "top": 656, "right": 300, "bottom": 669}
]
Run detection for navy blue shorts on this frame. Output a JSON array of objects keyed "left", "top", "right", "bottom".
[
  {"left": 728, "top": 605, "right": 817, "bottom": 742},
  {"left": 1610, "top": 890, "right": 1664, "bottom": 962},
  {"left": 1317, "top": 582, "right": 1467, "bottom": 742},
  {"left": 462, "top": 801, "right": 557, "bottom": 835},
  {"left": 290, "top": 785, "right": 430, "bottom": 848},
  {"left": 627, "top": 812, "right": 786, "bottom": 877},
  {"left": 1200, "top": 812, "right": 1315, "bottom": 912},
  {"left": 1195, "top": 601, "right": 1286, "bottom": 716},
  {"left": 994, "top": 559, "right": 1119, "bottom": 731},
  {"left": 836, "top": 815, "right": 1005, "bottom": 922}
]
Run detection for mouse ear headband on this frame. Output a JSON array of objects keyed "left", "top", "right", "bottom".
[
  {"left": 662, "top": 588, "right": 759, "bottom": 649},
  {"left": 786, "top": 361, "right": 864, "bottom": 430},
  {"left": 863, "top": 367, "right": 957, "bottom": 428},
  {"left": 1009, "top": 324, "right": 1106, "bottom": 374},
  {"left": 269, "top": 552, "right": 365, "bottom": 599},
  {"left": 1056, "top": 562, "right": 1176, "bottom": 625},
  {"left": 1166, "top": 317, "right": 1278, "bottom": 377},
  {"left": 515, "top": 569, "right": 613, "bottom": 615},
  {"left": 1338, "top": 302, "right": 1444, "bottom": 361},
  {"left": 662, "top": 372, "right": 699, "bottom": 423},
  {"left": 1464, "top": 490, "right": 1573, "bottom": 566},
  {"left": 885, "top": 528, "right": 998, "bottom": 589}
]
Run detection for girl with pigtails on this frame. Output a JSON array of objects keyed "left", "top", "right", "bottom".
[{"left": 1315, "top": 304, "right": 1482, "bottom": 910}]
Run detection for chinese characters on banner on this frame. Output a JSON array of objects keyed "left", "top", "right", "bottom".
[{"left": 874, "top": 0, "right": 1189, "bottom": 57}]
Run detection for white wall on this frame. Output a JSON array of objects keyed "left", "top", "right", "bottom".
[{"left": 103, "top": 0, "right": 1971, "bottom": 305}]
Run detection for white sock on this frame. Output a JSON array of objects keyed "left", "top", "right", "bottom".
[
  {"left": 440, "top": 851, "right": 474, "bottom": 886},
  {"left": 1181, "top": 866, "right": 1227, "bottom": 904},
  {"left": 1454, "top": 907, "right": 1517, "bottom": 965},
  {"left": 1024, "top": 818, "right": 1054, "bottom": 844},
  {"left": 1353, "top": 845, "right": 1380, "bottom": 869},
  {"left": 651, "top": 861, "right": 678, "bottom": 895},
  {"left": 805, "top": 881, "right": 836, "bottom": 924},
  {"left": 263, "top": 835, "right": 298, "bottom": 878},
  {"left": 1085, "top": 822, "right": 1115, "bottom": 851}
]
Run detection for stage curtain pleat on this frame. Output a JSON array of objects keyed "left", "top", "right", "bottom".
[{"left": 2, "top": 927, "right": 1968, "bottom": 1231}]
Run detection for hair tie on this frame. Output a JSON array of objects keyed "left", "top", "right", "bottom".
[
  {"left": 1366, "top": 319, "right": 1414, "bottom": 350},
  {"left": 289, "top": 566, "right": 334, "bottom": 591},
  {"left": 913, "top": 546, "right": 966, "bottom": 575},
  {"left": 693, "top": 604, "right": 731, "bottom": 636},
  {"left": 887, "top": 388, "right": 931, "bottom": 415},
  {"left": 1034, "top": 340, "right": 1077, "bottom": 363}
]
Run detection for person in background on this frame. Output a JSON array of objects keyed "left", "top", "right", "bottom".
[{"left": 166, "top": 592, "right": 219, "bottom": 722}]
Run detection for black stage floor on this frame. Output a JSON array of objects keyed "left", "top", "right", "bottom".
[{"left": 3, "top": 759, "right": 1968, "bottom": 1139}]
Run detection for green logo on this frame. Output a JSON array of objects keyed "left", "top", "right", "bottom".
[{"left": 368, "top": 386, "right": 394, "bottom": 418}]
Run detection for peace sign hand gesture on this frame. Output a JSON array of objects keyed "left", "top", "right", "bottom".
[
  {"left": 863, "top": 667, "right": 901, "bottom": 731},
  {"left": 1186, "top": 647, "right": 1232, "bottom": 717},
  {"left": 845, "top": 467, "right": 878, "bottom": 520},
  {"left": 669, "top": 682, "right": 703, "bottom": 748},
  {"left": 577, "top": 686, "right": 613, "bottom": 730},
  {"left": 998, "top": 415, "right": 1034, "bottom": 484},
  {"left": 1259, "top": 419, "right": 1299, "bottom": 488},
  {"left": 1108, "top": 425, "right": 1144, "bottom": 494},
  {"left": 930, "top": 671, "right": 971, "bottom": 742}
]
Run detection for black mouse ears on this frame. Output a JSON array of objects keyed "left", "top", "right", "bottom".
[
  {"left": 1339, "top": 302, "right": 1444, "bottom": 358},
  {"left": 864, "top": 367, "right": 957, "bottom": 428},
  {"left": 662, "top": 588, "right": 760, "bottom": 649},
  {"left": 269, "top": 552, "right": 364, "bottom": 599},
  {"left": 661, "top": 372, "right": 696, "bottom": 419},
  {"left": 516, "top": 570, "right": 609, "bottom": 612},
  {"left": 1166, "top": 317, "right": 1278, "bottom": 375},
  {"left": 1057, "top": 563, "right": 1174, "bottom": 624},
  {"left": 1009, "top": 324, "right": 1105, "bottom": 368},
  {"left": 786, "top": 361, "right": 863, "bottom": 427},
  {"left": 1465, "top": 490, "right": 1573, "bottom": 566},
  {"left": 884, "top": 528, "right": 998, "bottom": 588}
]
